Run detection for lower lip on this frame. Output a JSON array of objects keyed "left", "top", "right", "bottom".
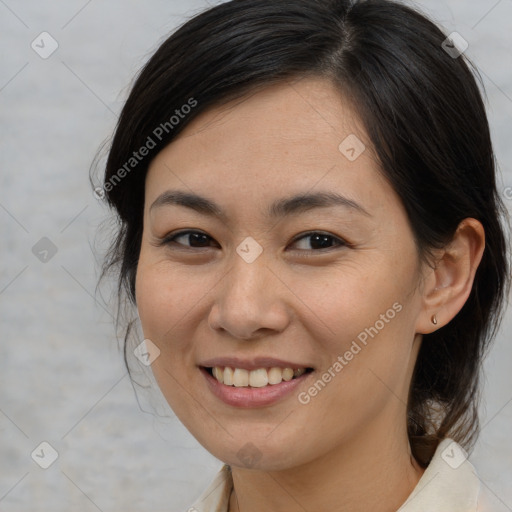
[{"left": 200, "top": 367, "right": 312, "bottom": 408}]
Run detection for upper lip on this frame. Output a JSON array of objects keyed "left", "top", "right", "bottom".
[{"left": 199, "top": 357, "right": 313, "bottom": 371}]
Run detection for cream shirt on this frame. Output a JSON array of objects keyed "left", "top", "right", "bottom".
[{"left": 187, "top": 438, "right": 491, "bottom": 511}]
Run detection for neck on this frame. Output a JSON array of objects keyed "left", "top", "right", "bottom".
[{"left": 228, "top": 420, "right": 425, "bottom": 512}]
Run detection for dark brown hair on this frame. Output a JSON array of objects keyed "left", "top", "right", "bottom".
[{"left": 92, "top": 0, "right": 510, "bottom": 466}]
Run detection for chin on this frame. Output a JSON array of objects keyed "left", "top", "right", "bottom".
[{"left": 193, "top": 430, "right": 310, "bottom": 472}]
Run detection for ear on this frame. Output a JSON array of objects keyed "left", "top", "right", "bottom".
[{"left": 416, "top": 218, "right": 485, "bottom": 334}]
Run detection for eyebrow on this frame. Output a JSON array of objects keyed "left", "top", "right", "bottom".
[{"left": 149, "top": 189, "right": 370, "bottom": 221}]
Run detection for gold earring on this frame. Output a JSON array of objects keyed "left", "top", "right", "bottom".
[{"left": 431, "top": 314, "right": 438, "bottom": 325}]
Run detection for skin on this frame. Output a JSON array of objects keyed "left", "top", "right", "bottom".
[{"left": 135, "top": 77, "right": 485, "bottom": 512}]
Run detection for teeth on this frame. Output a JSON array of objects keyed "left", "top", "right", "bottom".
[
  {"left": 212, "top": 367, "right": 224, "bottom": 383},
  {"left": 233, "top": 368, "right": 249, "bottom": 387},
  {"left": 211, "top": 366, "right": 308, "bottom": 387},
  {"left": 249, "top": 368, "right": 268, "bottom": 388},
  {"left": 268, "top": 367, "right": 283, "bottom": 385},
  {"left": 223, "top": 366, "right": 234, "bottom": 385},
  {"left": 282, "top": 368, "right": 294, "bottom": 381}
]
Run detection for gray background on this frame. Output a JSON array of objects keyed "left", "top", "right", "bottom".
[{"left": 1, "top": 0, "right": 511, "bottom": 511}]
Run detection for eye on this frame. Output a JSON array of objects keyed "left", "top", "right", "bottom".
[
  {"left": 160, "top": 230, "right": 219, "bottom": 249},
  {"left": 289, "top": 231, "right": 347, "bottom": 252},
  {"left": 158, "top": 230, "right": 348, "bottom": 252}
]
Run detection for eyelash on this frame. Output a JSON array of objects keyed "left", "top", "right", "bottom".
[{"left": 158, "top": 230, "right": 349, "bottom": 254}]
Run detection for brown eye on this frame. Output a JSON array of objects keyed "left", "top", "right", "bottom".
[
  {"left": 290, "top": 232, "right": 347, "bottom": 251},
  {"left": 162, "top": 230, "right": 219, "bottom": 249}
]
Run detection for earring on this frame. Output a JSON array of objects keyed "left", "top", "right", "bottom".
[{"left": 431, "top": 314, "right": 438, "bottom": 325}]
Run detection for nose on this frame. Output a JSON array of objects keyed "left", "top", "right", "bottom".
[{"left": 208, "top": 251, "right": 291, "bottom": 340}]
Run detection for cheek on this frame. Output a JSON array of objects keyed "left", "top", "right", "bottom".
[
  {"left": 135, "top": 261, "right": 195, "bottom": 340},
  {"left": 135, "top": 266, "right": 167, "bottom": 338},
  {"left": 135, "top": 263, "right": 199, "bottom": 412},
  {"left": 313, "top": 254, "right": 416, "bottom": 343},
  {"left": 307, "top": 251, "right": 420, "bottom": 402},
  {"left": 134, "top": 262, "right": 201, "bottom": 396}
]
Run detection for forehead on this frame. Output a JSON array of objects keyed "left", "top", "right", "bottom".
[
  {"left": 145, "top": 77, "right": 393, "bottom": 218},
  {"left": 170, "top": 77, "right": 365, "bottom": 161}
]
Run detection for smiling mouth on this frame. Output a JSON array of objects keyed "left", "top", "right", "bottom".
[{"left": 203, "top": 366, "right": 314, "bottom": 387}]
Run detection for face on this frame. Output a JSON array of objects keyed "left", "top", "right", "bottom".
[{"left": 135, "top": 77, "right": 426, "bottom": 471}]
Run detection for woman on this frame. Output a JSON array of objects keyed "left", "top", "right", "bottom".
[{"left": 94, "top": 0, "right": 510, "bottom": 510}]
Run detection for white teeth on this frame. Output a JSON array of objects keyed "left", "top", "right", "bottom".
[
  {"left": 249, "top": 368, "right": 268, "bottom": 388},
  {"left": 212, "top": 367, "right": 224, "bottom": 383},
  {"left": 211, "top": 366, "right": 309, "bottom": 387},
  {"left": 223, "top": 367, "right": 234, "bottom": 386},
  {"left": 268, "top": 367, "right": 283, "bottom": 385},
  {"left": 233, "top": 368, "right": 249, "bottom": 387},
  {"left": 282, "top": 368, "right": 294, "bottom": 381}
]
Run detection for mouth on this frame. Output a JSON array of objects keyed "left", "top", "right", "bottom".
[
  {"left": 198, "top": 357, "right": 315, "bottom": 407},
  {"left": 202, "top": 366, "right": 314, "bottom": 388}
]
